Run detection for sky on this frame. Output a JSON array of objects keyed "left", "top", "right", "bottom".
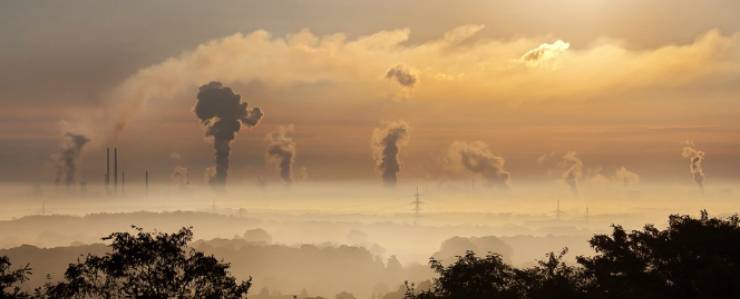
[{"left": 2, "top": 0, "right": 740, "bottom": 185}]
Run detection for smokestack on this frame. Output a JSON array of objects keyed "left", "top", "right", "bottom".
[
  {"left": 114, "top": 147, "right": 118, "bottom": 192},
  {"left": 145, "top": 169, "right": 149, "bottom": 194},
  {"left": 194, "top": 81, "right": 264, "bottom": 186},
  {"left": 371, "top": 121, "right": 410, "bottom": 187},
  {"left": 121, "top": 170, "right": 125, "bottom": 193},
  {"left": 106, "top": 148, "right": 110, "bottom": 187}
]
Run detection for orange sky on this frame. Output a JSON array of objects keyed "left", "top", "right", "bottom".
[{"left": 2, "top": 0, "right": 740, "bottom": 184}]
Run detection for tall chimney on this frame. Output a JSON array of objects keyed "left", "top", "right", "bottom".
[
  {"left": 114, "top": 147, "right": 118, "bottom": 192},
  {"left": 106, "top": 148, "right": 110, "bottom": 187},
  {"left": 121, "top": 170, "right": 125, "bottom": 193},
  {"left": 145, "top": 169, "right": 149, "bottom": 195}
]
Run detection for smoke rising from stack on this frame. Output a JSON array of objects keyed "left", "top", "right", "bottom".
[
  {"left": 371, "top": 121, "right": 410, "bottom": 187},
  {"left": 447, "top": 141, "right": 510, "bottom": 187},
  {"left": 560, "top": 151, "right": 583, "bottom": 196},
  {"left": 171, "top": 166, "right": 190, "bottom": 186},
  {"left": 52, "top": 133, "right": 90, "bottom": 186},
  {"left": 194, "top": 81, "right": 264, "bottom": 186},
  {"left": 169, "top": 153, "right": 189, "bottom": 185},
  {"left": 614, "top": 167, "right": 640, "bottom": 186},
  {"left": 266, "top": 125, "right": 296, "bottom": 184},
  {"left": 681, "top": 142, "right": 705, "bottom": 191}
]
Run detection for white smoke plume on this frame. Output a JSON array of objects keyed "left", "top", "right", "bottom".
[
  {"left": 614, "top": 166, "right": 640, "bottom": 186},
  {"left": 681, "top": 142, "right": 705, "bottom": 191},
  {"left": 559, "top": 151, "right": 583, "bottom": 196}
]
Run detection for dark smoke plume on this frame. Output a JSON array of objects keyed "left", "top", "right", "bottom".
[
  {"left": 385, "top": 65, "right": 417, "bottom": 87},
  {"left": 372, "top": 121, "right": 410, "bottom": 187},
  {"left": 681, "top": 142, "right": 705, "bottom": 191},
  {"left": 52, "top": 133, "right": 90, "bottom": 186},
  {"left": 266, "top": 125, "right": 296, "bottom": 184},
  {"left": 194, "top": 81, "right": 263, "bottom": 186},
  {"left": 448, "top": 141, "right": 510, "bottom": 187},
  {"left": 560, "top": 151, "right": 583, "bottom": 196}
]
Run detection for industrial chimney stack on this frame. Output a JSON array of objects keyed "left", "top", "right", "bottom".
[{"left": 114, "top": 147, "right": 118, "bottom": 193}]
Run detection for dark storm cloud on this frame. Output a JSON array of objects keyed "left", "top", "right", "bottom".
[
  {"left": 372, "top": 121, "right": 409, "bottom": 187},
  {"left": 52, "top": 132, "right": 90, "bottom": 186},
  {"left": 194, "top": 81, "right": 263, "bottom": 186},
  {"left": 266, "top": 125, "right": 296, "bottom": 185}
]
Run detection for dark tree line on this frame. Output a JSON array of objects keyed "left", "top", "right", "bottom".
[
  {"left": 406, "top": 210, "right": 740, "bottom": 299},
  {"left": 2, "top": 211, "right": 740, "bottom": 298},
  {"left": 1, "top": 226, "right": 250, "bottom": 299}
]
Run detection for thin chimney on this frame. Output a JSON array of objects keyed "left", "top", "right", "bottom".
[
  {"left": 145, "top": 169, "right": 149, "bottom": 195},
  {"left": 106, "top": 148, "right": 110, "bottom": 187},
  {"left": 114, "top": 147, "right": 118, "bottom": 192}
]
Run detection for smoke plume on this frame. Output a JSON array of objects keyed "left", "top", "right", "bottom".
[
  {"left": 52, "top": 133, "right": 90, "bottom": 186},
  {"left": 194, "top": 81, "right": 264, "bottom": 186},
  {"left": 385, "top": 65, "right": 417, "bottom": 88},
  {"left": 447, "top": 141, "right": 510, "bottom": 187},
  {"left": 171, "top": 166, "right": 190, "bottom": 186},
  {"left": 266, "top": 125, "right": 296, "bottom": 184},
  {"left": 560, "top": 151, "right": 583, "bottom": 195},
  {"left": 371, "top": 121, "right": 410, "bottom": 187},
  {"left": 681, "top": 142, "right": 705, "bottom": 191},
  {"left": 614, "top": 167, "right": 640, "bottom": 186}
]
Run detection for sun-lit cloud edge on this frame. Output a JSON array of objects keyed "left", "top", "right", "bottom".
[{"left": 102, "top": 25, "right": 739, "bottom": 139}]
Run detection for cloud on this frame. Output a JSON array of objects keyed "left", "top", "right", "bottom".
[
  {"left": 520, "top": 40, "right": 570, "bottom": 64},
  {"left": 99, "top": 26, "right": 737, "bottom": 139},
  {"left": 385, "top": 65, "right": 417, "bottom": 87}
]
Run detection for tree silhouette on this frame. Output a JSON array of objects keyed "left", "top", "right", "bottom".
[
  {"left": 0, "top": 256, "right": 31, "bottom": 298},
  {"left": 39, "top": 226, "right": 251, "bottom": 299},
  {"left": 406, "top": 211, "right": 740, "bottom": 299},
  {"left": 578, "top": 210, "right": 740, "bottom": 299}
]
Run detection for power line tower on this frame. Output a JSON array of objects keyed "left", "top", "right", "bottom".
[{"left": 411, "top": 185, "right": 424, "bottom": 225}]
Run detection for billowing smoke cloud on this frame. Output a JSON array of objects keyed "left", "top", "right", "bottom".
[
  {"left": 385, "top": 65, "right": 417, "bottom": 87},
  {"left": 560, "top": 151, "right": 583, "bottom": 195},
  {"left": 52, "top": 133, "right": 90, "bottom": 186},
  {"left": 194, "top": 81, "right": 264, "bottom": 186},
  {"left": 681, "top": 142, "right": 705, "bottom": 191},
  {"left": 371, "top": 121, "right": 410, "bottom": 187},
  {"left": 447, "top": 141, "right": 510, "bottom": 187},
  {"left": 614, "top": 167, "right": 640, "bottom": 186},
  {"left": 266, "top": 125, "right": 296, "bottom": 184}
]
